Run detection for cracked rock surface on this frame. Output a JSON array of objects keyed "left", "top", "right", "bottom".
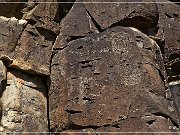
[
  {"left": 1, "top": 68, "right": 48, "bottom": 132},
  {"left": 50, "top": 26, "right": 178, "bottom": 132},
  {"left": 0, "top": 0, "right": 180, "bottom": 134}
]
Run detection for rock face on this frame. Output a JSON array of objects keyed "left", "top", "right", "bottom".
[
  {"left": 0, "top": 69, "right": 48, "bottom": 132},
  {"left": 154, "top": 0, "right": 180, "bottom": 124},
  {"left": 0, "top": 16, "right": 27, "bottom": 59},
  {"left": 50, "top": 26, "right": 178, "bottom": 132},
  {"left": 53, "top": 1, "right": 98, "bottom": 50},
  {"left": 155, "top": 0, "right": 180, "bottom": 79},
  {"left": 85, "top": 0, "right": 159, "bottom": 30},
  {"left": 0, "top": 0, "right": 180, "bottom": 134}
]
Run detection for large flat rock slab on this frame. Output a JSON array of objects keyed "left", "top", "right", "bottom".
[{"left": 50, "top": 26, "right": 178, "bottom": 132}]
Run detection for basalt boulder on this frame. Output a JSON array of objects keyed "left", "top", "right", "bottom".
[
  {"left": 85, "top": 0, "right": 159, "bottom": 30},
  {"left": 50, "top": 26, "right": 178, "bottom": 132},
  {"left": 53, "top": 0, "right": 159, "bottom": 50}
]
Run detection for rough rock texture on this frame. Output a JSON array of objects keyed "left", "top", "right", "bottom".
[
  {"left": 152, "top": 0, "right": 180, "bottom": 79},
  {"left": 0, "top": 1, "right": 59, "bottom": 75},
  {"left": 152, "top": 0, "right": 180, "bottom": 125},
  {"left": 0, "top": 69, "right": 48, "bottom": 132},
  {"left": 53, "top": 0, "right": 158, "bottom": 49},
  {"left": 85, "top": 0, "right": 159, "bottom": 30},
  {"left": 0, "top": 0, "right": 180, "bottom": 134},
  {"left": 53, "top": 1, "right": 98, "bottom": 50},
  {"left": 0, "top": 16, "right": 27, "bottom": 58},
  {"left": 169, "top": 81, "right": 180, "bottom": 123},
  {"left": 50, "top": 26, "right": 178, "bottom": 132}
]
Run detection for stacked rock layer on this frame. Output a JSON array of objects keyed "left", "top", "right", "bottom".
[{"left": 0, "top": 0, "right": 179, "bottom": 134}]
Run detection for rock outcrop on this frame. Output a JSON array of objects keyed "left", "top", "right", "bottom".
[
  {"left": 0, "top": 0, "right": 180, "bottom": 134},
  {"left": 50, "top": 24, "right": 179, "bottom": 132},
  {"left": 0, "top": 68, "right": 48, "bottom": 132},
  {"left": 85, "top": 0, "right": 159, "bottom": 30},
  {"left": 154, "top": 0, "right": 180, "bottom": 128}
]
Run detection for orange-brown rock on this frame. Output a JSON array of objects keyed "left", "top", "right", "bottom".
[
  {"left": 85, "top": 0, "right": 159, "bottom": 30},
  {"left": 0, "top": 69, "right": 48, "bottom": 132},
  {"left": 0, "top": 0, "right": 180, "bottom": 134},
  {"left": 50, "top": 26, "right": 178, "bottom": 132}
]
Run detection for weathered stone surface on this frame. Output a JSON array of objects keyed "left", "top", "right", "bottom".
[
  {"left": 12, "top": 23, "right": 55, "bottom": 75},
  {"left": 154, "top": 1, "right": 180, "bottom": 79},
  {"left": 0, "top": 15, "right": 55, "bottom": 75},
  {"left": 0, "top": 17, "right": 29, "bottom": 71},
  {"left": 53, "top": 1, "right": 98, "bottom": 49},
  {"left": 62, "top": 115, "right": 178, "bottom": 134},
  {"left": 85, "top": 0, "right": 158, "bottom": 30},
  {"left": 22, "top": 0, "right": 60, "bottom": 33},
  {"left": 50, "top": 26, "right": 178, "bottom": 132},
  {"left": 13, "top": 1, "right": 62, "bottom": 75},
  {"left": 0, "top": 60, "right": 6, "bottom": 84},
  {"left": 0, "top": 16, "right": 27, "bottom": 56},
  {"left": 53, "top": 0, "right": 159, "bottom": 49},
  {"left": 0, "top": 69, "right": 48, "bottom": 132},
  {"left": 0, "top": 0, "right": 180, "bottom": 133},
  {"left": 169, "top": 81, "right": 180, "bottom": 126},
  {"left": 0, "top": 60, "right": 6, "bottom": 132},
  {"left": 152, "top": 2, "right": 180, "bottom": 124}
]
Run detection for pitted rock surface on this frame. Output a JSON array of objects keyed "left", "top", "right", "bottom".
[
  {"left": 0, "top": 69, "right": 48, "bottom": 132},
  {"left": 155, "top": 0, "right": 180, "bottom": 78},
  {"left": 153, "top": 0, "right": 180, "bottom": 123},
  {"left": 53, "top": 1, "right": 98, "bottom": 50},
  {"left": 50, "top": 26, "right": 178, "bottom": 132},
  {"left": 0, "top": 0, "right": 180, "bottom": 133},
  {"left": 85, "top": 0, "right": 159, "bottom": 30}
]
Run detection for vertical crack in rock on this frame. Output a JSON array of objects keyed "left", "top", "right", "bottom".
[
  {"left": 147, "top": 26, "right": 180, "bottom": 129},
  {"left": 46, "top": 0, "right": 79, "bottom": 129},
  {"left": 46, "top": 76, "right": 51, "bottom": 133},
  {"left": 85, "top": 9, "right": 103, "bottom": 32}
]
